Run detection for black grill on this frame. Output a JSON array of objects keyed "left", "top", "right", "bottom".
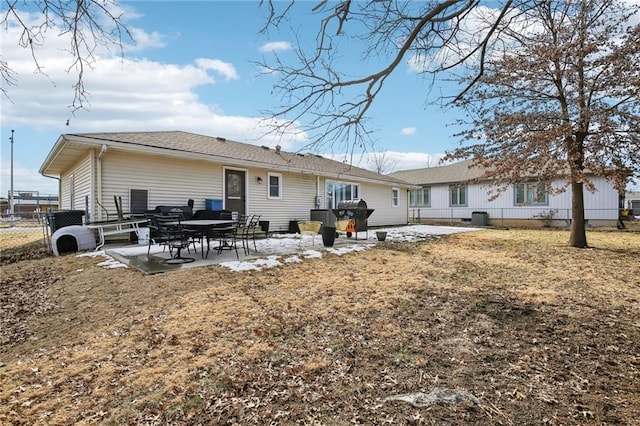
[{"left": 332, "top": 199, "right": 374, "bottom": 239}]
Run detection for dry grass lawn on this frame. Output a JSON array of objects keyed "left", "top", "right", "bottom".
[{"left": 1, "top": 226, "right": 639, "bottom": 425}]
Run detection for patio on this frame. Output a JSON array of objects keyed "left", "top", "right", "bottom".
[{"left": 81, "top": 225, "right": 480, "bottom": 274}]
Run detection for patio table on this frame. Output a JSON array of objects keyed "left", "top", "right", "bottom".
[{"left": 175, "top": 219, "right": 237, "bottom": 259}]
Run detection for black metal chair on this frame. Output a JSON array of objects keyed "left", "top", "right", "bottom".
[
  {"left": 146, "top": 213, "right": 171, "bottom": 256},
  {"left": 212, "top": 220, "right": 241, "bottom": 259},
  {"left": 153, "top": 215, "right": 196, "bottom": 264},
  {"left": 240, "top": 214, "right": 261, "bottom": 255}
]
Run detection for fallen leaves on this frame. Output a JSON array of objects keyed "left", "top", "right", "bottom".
[{"left": 1, "top": 228, "right": 639, "bottom": 425}]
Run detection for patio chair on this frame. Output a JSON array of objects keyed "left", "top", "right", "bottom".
[
  {"left": 240, "top": 214, "right": 261, "bottom": 255},
  {"left": 152, "top": 215, "right": 196, "bottom": 264},
  {"left": 297, "top": 220, "right": 322, "bottom": 246},
  {"left": 146, "top": 213, "right": 171, "bottom": 256},
  {"left": 211, "top": 220, "right": 241, "bottom": 259}
]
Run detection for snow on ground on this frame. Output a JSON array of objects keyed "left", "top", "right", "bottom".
[{"left": 81, "top": 225, "right": 480, "bottom": 273}]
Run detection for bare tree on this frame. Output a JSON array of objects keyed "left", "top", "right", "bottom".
[
  {"left": 2, "top": 0, "right": 132, "bottom": 110},
  {"left": 367, "top": 149, "right": 398, "bottom": 175},
  {"left": 445, "top": 0, "right": 640, "bottom": 247},
  {"left": 258, "top": 0, "right": 529, "bottom": 152}
]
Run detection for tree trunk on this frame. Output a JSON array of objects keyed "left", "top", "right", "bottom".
[{"left": 569, "top": 181, "right": 588, "bottom": 248}]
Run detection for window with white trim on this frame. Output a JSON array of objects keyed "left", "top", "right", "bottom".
[
  {"left": 515, "top": 182, "right": 548, "bottom": 205},
  {"left": 410, "top": 187, "right": 430, "bottom": 207},
  {"left": 268, "top": 172, "right": 282, "bottom": 199},
  {"left": 449, "top": 184, "right": 467, "bottom": 207},
  {"left": 392, "top": 188, "right": 399, "bottom": 207},
  {"left": 325, "top": 181, "right": 360, "bottom": 208}
]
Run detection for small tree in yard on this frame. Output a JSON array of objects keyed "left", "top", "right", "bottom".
[{"left": 445, "top": 0, "right": 639, "bottom": 248}]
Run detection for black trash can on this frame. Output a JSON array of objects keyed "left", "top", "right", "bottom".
[{"left": 46, "top": 210, "right": 85, "bottom": 234}]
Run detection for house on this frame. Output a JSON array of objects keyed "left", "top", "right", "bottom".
[
  {"left": 39, "top": 131, "right": 412, "bottom": 232},
  {"left": 1, "top": 193, "right": 59, "bottom": 217},
  {"left": 388, "top": 159, "right": 621, "bottom": 228},
  {"left": 625, "top": 190, "right": 640, "bottom": 216}
]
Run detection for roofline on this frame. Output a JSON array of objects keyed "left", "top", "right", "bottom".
[
  {"left": 41, "top": 133, "right": 412, "bottom": 187},
  {"left": 38, "top": 134, "right": 67, "bottom": 175}
]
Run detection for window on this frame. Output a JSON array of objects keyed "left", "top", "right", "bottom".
[
  {"left": 515, "top": 182, "right": 547, "bottom": 205},
  {"left": 410, "top": 187, "right": 430, "bottom": 207},
  {"left": 325, "top": 181, "right": 360, "bottom": 208},
  {"left": 268, "top": 172, "right": 282, "bottom": 199},
  {"left": 130, "top": 189, "right": 149, "bottom": 214},
  {"left": 449, "top": 184, "right": 467, "bottom": 206},
  {"left": 392, "top": 188, "right": 399, "bottom": 207}
]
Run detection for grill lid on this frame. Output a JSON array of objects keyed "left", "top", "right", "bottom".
[{"left": 336, "top": 199, "right": 367, "bottom": 210}]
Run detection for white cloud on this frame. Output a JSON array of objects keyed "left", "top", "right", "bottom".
[
  {"left": 401, "top": 127, "right": 416, "bottom": 136},
  {"left": 0, "top": 157, "right": 59, "bottom": 195},
  {"left": 259, "top": 41, "right": 293, "bottom": 53},
  {"left": 195, "top": 58, "right": 239, "bottom": 80},
  {"left": 406, "top": 5, "right": 529, "bottom": 73},
  {"left": 323, "top": 151, "right": 445, "bottom": 173},
  {"left": 125, "top": 27, "right": 165, "bottom": 52},
  {"left": 0, "top": 12, "right": 306, "bottom": 142}
]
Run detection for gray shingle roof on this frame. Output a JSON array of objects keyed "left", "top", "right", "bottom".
[
  {"left": 387, "top": 159, "right": 485, "bottom": 185},
  {"left": 65, "top": 131, "right": 410, "bottom": 186}
]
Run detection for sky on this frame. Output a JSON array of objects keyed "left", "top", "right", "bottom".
[
  {"left": 1, "top": 1, "right": 638, "bottom": 197},
  {"left": 0, "top": 1, "right": 468, "bottom": 197}
]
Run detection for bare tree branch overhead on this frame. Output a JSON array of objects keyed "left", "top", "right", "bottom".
[
  {"left": 258, "top": 0, "right": 533, "bottom": 152},
  {"left": 2, "top": 0, "right": 133, "bottom": 110},
  {"left": 260, "top": 0, "right": 639, "bottom": 248}
]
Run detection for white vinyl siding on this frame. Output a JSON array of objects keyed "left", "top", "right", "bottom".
[
  {"left": 267, "top": 172, "right": 282, "bottom": 199},
  {"left": 412, "top": 176, "right": 620, "bottom": 222},
  {"left": 60, "top": 149, "right": 411, "bottom": 232},
  {"left": 60, "top": 154, "right": 92, "bottom": 211},
  {"left": 249, "top": 170, "right": 317, "bottom": 230},
  {"left": 357, "top": 183, "right": 408, "bottom": 226},
  {"left": 100, "top": 151, "right": 223, "bottom": 214}
]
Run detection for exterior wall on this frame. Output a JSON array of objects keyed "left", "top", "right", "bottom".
[
  {"left": 411, "top": 176, "right": 620, "bottom": 227},
  {"left": 59, "top": 154, "right": 92, "bottom": 212},
  {"left": 248, "top": 169, "right": 318, "bottom": 232},
  {"left": 100, "top": 151, "right": 222, "bottom": 216},
  {"left": 625, "top": 191, "right": 640, "bottom": 213},
  {"left": 360, "top": 182, "right": 408, "bottom": 226},
  {"left": 246, "top": 171, "right": 409, "bottom": 232},
  {"left": 59, "top": 148, "right": 410, "bottom": 232}
]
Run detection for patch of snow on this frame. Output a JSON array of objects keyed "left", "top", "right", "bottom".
[{"left": 82, "top": 224, "right": 480, "bottom": 273}]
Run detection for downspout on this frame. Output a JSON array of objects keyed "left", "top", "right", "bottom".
[
  {"left": 40, "top": 174, "right": 61, "bottom": 211},
  {"left": 316, "top": 175, "right": 321, "bottom": 209},
  {"left": 97, "top": 144, "right": 107, "bottom": 221}
]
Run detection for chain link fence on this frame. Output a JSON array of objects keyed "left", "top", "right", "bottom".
[{"left": 0, "top": 214, "right": 50, "bottom": 251}]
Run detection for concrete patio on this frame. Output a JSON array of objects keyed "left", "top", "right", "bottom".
[{"left": 82, "top": 225, "right": 480, "bottom": 274}]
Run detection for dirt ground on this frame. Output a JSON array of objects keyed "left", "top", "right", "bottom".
[{"left": 1, "top": 226, "right": 639, "bottom": 425}]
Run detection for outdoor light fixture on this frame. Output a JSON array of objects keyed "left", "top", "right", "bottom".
[{"left": 256, "top": 176, "right": 263, "bottom": 184}]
